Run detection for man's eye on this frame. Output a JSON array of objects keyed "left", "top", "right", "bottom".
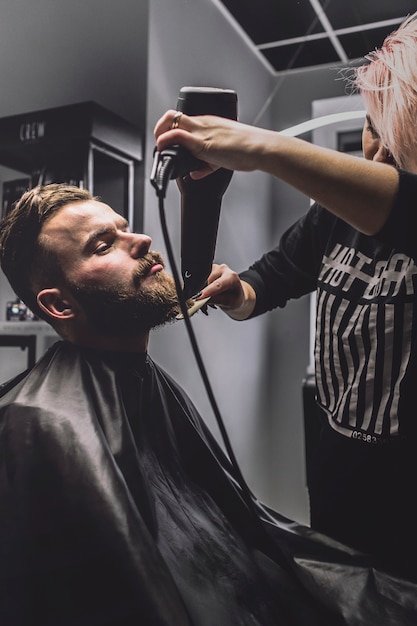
[{"left": 95, "top": 243, "right": 112, "bottom": 254}]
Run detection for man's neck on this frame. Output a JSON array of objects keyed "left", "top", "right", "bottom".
[
  {"left": 68, "top": 330, "right": 149, "bottom": 353},
  {"left": 55, "top": 317, "right": 150, "bottom": 352}
]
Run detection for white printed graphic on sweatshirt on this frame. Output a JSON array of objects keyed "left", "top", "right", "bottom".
[{"left": 315, "top": 243, "right": 417, "bottom": 442}]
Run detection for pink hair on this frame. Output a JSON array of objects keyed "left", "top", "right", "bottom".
[{"left": 355, "top": 12, "right": 417, "bottom": 169}]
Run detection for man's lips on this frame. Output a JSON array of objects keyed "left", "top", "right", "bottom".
[
  {"left": 134, "top": 254, "right": 166, "bottom": 284},
  {"left": 148, "top": 263, "right": 164, "bottom": 275},
  {"left": 140, "top": 263, "right": 164, "bottom": 281}
]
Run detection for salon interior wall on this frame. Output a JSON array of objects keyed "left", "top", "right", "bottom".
[
  {"left": 146, "top": 0, "right": 351, "bottom": 524},
  {"left": 264, "top": 67, "right": 355, "bottom": 522},
  {"left": 0, "top": 0, "right": 149, "bottom": 327},
  {"left": 0, "top": 0, "right": 351, "bottom": 524},
  {"left": 145, "top": 0, "right": 277, "bottom": 514}
]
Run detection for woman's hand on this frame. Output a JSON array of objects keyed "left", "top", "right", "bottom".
[
  {"left": 153, "top": 110, "right": 267, "bottom": 179},
  {"left": 197, "top": 263, "right": 256, "bottom": 320}
]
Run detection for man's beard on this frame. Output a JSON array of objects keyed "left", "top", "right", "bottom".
[{"left": 66, "top": 253, "right": 188, "bottom": 336}]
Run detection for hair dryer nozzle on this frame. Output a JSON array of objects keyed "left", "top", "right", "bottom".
[{"left": 177, "top": 86, "right": 238, "bottom": 120}]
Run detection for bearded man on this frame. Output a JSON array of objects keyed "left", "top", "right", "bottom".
[{"left": 0, "top": 184, "right": 416, "bottom": 626}]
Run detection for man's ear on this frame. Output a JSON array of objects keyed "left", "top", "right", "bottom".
[{"left": 37, "top": 288, "right": 76, "bottom": 320}]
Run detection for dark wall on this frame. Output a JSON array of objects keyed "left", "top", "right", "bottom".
[{"left": 260, "top": 64, "right": 357, "bottom": 519}]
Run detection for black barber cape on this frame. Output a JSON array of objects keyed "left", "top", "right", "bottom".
[{"left": 1, "top": 341, "right": 417, "bottom": 626}]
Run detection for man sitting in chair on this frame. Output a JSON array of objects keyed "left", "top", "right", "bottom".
[{"left": 0, "top": 184, "right": 415, "bottom": 626}]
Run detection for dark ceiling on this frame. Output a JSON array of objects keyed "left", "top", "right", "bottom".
[{"left": 218, "top": 0, "right": 417, "bottom": 73}]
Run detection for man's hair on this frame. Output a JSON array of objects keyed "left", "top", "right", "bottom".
[
  {"left": 0, "top": 183, "right": 94, "bottom": 322},
  {"left": 354, "top": 11, "right": 417, "bottom": 169}
]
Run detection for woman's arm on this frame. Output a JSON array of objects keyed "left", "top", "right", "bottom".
[{"left": 154, "top": 112, "right": 399, "bottom": 235}]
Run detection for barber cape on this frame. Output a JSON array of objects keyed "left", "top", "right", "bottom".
[{"left": 1, "top": 341, "right": 417, "bottom": 626}]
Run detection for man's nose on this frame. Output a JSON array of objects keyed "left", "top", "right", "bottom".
[{"left": 128, "top": 233, "right": 152, "bottom": 258}]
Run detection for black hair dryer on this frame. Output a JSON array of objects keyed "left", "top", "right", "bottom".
[
  {"left": 150, "top": 86, "right": 238, "bottom": 299},
  {"left": 175, "top": 87, "right": 238, "bottom": 299}
]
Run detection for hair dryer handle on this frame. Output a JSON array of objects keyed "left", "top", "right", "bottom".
[{"left": 178, "top": 168, "right": 233, "bottom": 299}]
